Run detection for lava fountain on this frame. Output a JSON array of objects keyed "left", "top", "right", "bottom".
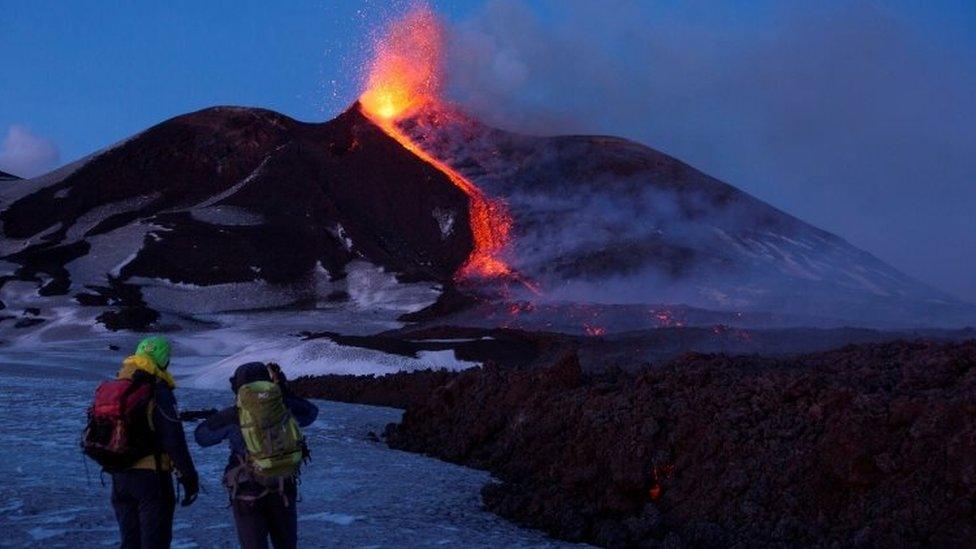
[{"left": 359, "top": 6, "right": 513, "bottom": 280}]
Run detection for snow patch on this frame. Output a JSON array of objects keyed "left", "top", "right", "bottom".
[
  {"left": 64, "top": 193, "right": 160, "bottom": 240},
  {"left": 298, "top": 512, "right": 364, "bottom": 525},
  {"left": 181, "top": 338, "right": 478, "bottom": 389},
  {"left": 0, "top": 279, "right": 52, "bottom": 311},
  {"left": 313, "top": 261, "right": 337, "bottom": 302},
  {"left": 842, "top": 270, "right": 890, "bottom": 296},
  {"left": 408, "top": 337, "right": 495, "bottom": 343},
  {"left": 0, "top": 155, "right": 91, "bottom": 205},
  {"left": 0, "top": 222, "right": 62, "bottom": 256},
  {"left": 194, "top": 153, "right": 275, "bottom": 209},
  {"left": 432, "top": 207, "right": 456, "bottom": 239},
  {"left": 66, "top": 222, "right": 156, "bottom": 287},
  {"left": 333, "top": 223, "right": 354, "bottom": 252},
  {"left": 136, "top": 277, "right": 308, "bottom": 315},
  {"left": 189, "top": 205, "right": 265, "bottom": 226},
  {"left": 28, "top": 527, "right": 67, "bottom": 541},
  {"left": 345, "top": 261, "right": 440, "bottom": 312}
]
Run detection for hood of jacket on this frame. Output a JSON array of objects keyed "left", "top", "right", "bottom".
[{"left": 118, "top": 353, "right": 176, "bottom": 389}]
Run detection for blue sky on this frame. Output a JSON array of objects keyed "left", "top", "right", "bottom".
[{"left": 2, "top": 0, "right": 974, "bottom": 301}]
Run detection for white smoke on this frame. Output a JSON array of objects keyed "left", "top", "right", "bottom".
[{"left": 438, "top": 0, "right": 976, "bottom": 304}]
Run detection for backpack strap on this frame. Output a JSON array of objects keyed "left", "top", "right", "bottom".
[
  {"left": 144, "top": 377, "right": 168, "bottom": 490},
  {"left": 224, "top": 454, "right": 272, "bottom": 503}
]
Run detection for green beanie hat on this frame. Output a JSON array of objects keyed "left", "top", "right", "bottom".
[{"left": 136, "top": 336, "right": 172, "bottom": 370}]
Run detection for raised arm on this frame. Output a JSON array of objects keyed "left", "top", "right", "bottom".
[
  {"left": 285, "top": 396, "right": 319, "bottom": 427},
  {"left": 270, "top": 362, "right": 320, "bottom": 427},
  {"left": 193, "top": 406, "right": 237, "bottom": 447}
]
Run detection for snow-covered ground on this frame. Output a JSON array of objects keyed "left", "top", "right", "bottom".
[
  {"left": 0, "top": 267, "right": 481, "bottom": 399},
  {"left": 0, "top": 360, "right": 579, "bottom": 548},
  {"left": 0, "top": 258, "right": 481, "bottom": 386}
]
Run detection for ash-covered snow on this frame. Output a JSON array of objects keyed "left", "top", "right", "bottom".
[
  {"left": 189, "top": 205, "right": 265, "bottom": 227},
  {"left": 182, "top": 338, "right": 477, "bottom": 390},
  {"left": 193, "top": 153, "right": 274, "bottom": 209},
  {"left": 1, "top": 279, "right": 56, "bottom": 312},
  {"left": 135, "top": 277, "right": 312, "bottom": 315},
  {"left": 1, "top": 253, "right": 469, "bottom": 389},
  {"left": 0, "top": 222, "right": 62, "bottom": 257},
  {"left": 64, "top": 193, "right": 160, "bottom": 240},
  {"left": 344, "top": 261, "right": 442, "bottom": 312},
  {"left": 432, "top": 207, "right": 456, "bottom": 239},
  {"left": 0, "top": 155, "right": 91, "bottom": 206},
  {"left": 0, "top": 363, "right": 576, "bottom": 548},
  {"left": 66, "top": 222, "right": 157, "bottom": 286},
  {"left": 331, "top": 223, "right": 354, "bottom": 252}
]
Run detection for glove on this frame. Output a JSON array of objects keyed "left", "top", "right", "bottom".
[
  {"left": 179, "top": 472, "right": 199, "bottom": 507},
  {"left": 267, "top": 362, "right": 287, "bottom": 385}
]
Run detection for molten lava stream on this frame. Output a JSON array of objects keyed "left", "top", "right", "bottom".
[
  {"left": 357, "top": 4, "right": 538, "bottom": 289},
  {"left": 360, "top": 105, "right": 513, "bottom": 280}
]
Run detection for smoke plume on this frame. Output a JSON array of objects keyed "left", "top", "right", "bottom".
[{"left": 439, "top": 0, "right": 976, "bottom": 303}]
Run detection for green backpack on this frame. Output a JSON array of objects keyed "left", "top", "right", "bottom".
[{"left": 236, "top": 381, "right": 304, "bottom": 479}]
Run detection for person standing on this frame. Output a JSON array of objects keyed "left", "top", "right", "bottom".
[
  {"left": 84, "top": 336, "right": 199, "bottom": 548},
  {"left": 194, "top": 362, "right": 318, "bottom": 549}
]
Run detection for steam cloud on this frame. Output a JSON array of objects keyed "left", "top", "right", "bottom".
[
  {"left": 439, "top": 0, "right": 976, "bottom": 303},
  {"left": 0, "top": 124, "right": 60, "bottom": 178}
]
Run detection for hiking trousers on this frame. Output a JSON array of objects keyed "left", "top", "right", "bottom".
[
  {"left": 230, "top": 484, "right": 298, "bottom": 549},
  {"left": 111, "top": 469, "right": 176, "bottom": 549}
]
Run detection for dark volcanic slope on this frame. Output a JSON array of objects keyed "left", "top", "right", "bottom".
[
  {"left": 401, "top": 107, "right": 974, "bottom": 327},
  {"left": 0, "top": 170, "right": 19, "bottom": 181},
  {"left": 0, "top": 105, "right": 473, "bottom": 307},
  {"left": 387, "top": 340, "right": 976, "bottom": 547}
]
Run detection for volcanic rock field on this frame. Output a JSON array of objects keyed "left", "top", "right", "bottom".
[{"left": 293, "top": 339, "right": 976, "bottom": 547}]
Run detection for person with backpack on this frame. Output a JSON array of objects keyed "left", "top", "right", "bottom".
[
  {"left": 82, "top": 336, "right": 199, "bottom": 549},
  {"left": 194, "top": 362, "right": 319, "bottom": 549}
]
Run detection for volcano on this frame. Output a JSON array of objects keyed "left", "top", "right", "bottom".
[
  {"left": 0, "top": 101, "right": 971, "bottom": 332},
  {"left": 0, "top": 4, "right": 972, "bottom": 333},
  {"left": 0, "top": 105, "right": 479, "bottom": 329}
]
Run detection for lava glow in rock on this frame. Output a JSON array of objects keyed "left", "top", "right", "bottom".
[{"left": 359, "top": 5, "right": 513, "bottom": 280}]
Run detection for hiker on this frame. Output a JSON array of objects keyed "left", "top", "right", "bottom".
[
  {"left": 82, "top": 336, "right": 199, "bottom": 549},
  {"left": 194, "top": 362, "right": 319, "bottom": 549}
]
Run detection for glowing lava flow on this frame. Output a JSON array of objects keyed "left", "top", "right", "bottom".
[
  {"left": 361, "top": 104, "right": 513, "bottom": 278},
  {"left": 359, "top": 6, "right": 513, "bottom": 280}
]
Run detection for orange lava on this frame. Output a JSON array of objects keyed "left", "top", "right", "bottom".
[
  {"left": 649, "top": 464, "right": 675, "bottom": 502},
  {"left": 359, "top": 5, "right": 513, "bottom": 280},
  {"left": 583, "top": 324, "right": 607, "bottom": 337}
]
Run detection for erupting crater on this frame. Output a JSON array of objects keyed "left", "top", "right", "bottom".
[{"left": 358, "top": 6, "right": 513, "bottom": 281}]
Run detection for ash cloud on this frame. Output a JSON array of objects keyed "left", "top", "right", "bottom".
[
  {"left": 440, "top": 0, "right": 976, "bottom": 303},
  {"left": 0, "top": 124, "right": 60, "bottom": 178}
]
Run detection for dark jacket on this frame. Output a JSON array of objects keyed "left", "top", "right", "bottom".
[
  {"left": 110, "top": 371, "right": 196, "bottom": 549},
  {"left": 148, "top": 373, "right": 197, "bottom": 476},
  {"left": 194, "top": 384, "right": 318, "bottom": 496},
  {"left": 120, "top": 369, "right": 196, "bottom": 476}
]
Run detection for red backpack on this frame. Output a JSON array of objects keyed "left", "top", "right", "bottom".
[{"left": 81, "top": 377, "right": 157, "bottom": 471}]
